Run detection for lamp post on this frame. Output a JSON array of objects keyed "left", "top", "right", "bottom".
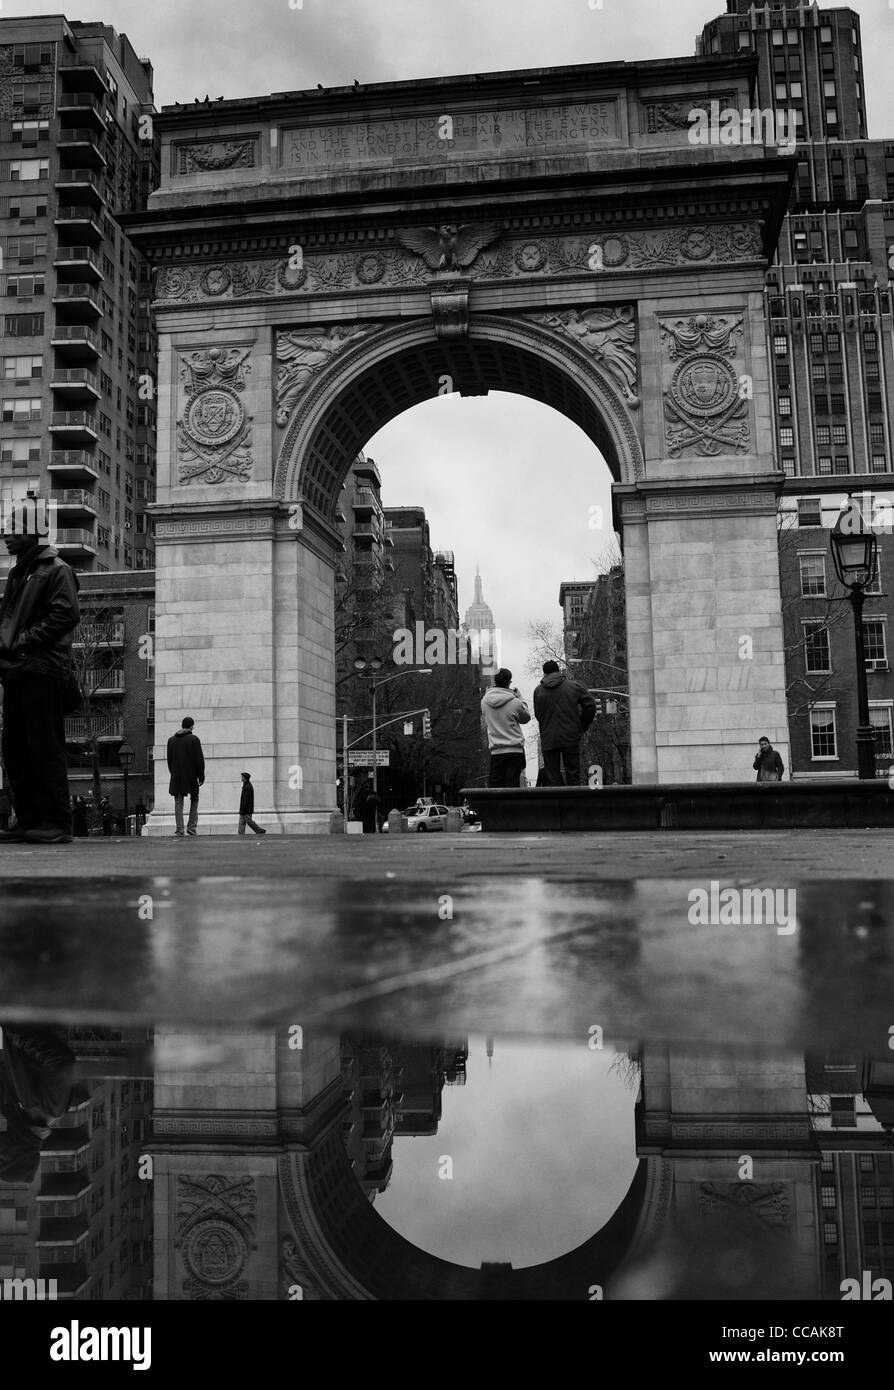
[
  {"left": 830, "top": 496, "right": 879, "bottom": 780},
  {"left": 352, "top": 658, "right": 432, "bottom": 802},
  {"left": 118, "top": 741, "right": 135, "bottom": 828}
]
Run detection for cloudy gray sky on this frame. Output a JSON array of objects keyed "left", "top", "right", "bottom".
[{"left": 20, "top": 0, "right": 894, "bottom": 720}]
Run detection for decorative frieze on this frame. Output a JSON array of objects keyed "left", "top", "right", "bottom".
[
  {"left": 176, "top": 137, "right": 258, "bottom": 173},
  {"left": 152, "top": 222, "right": 765, "bottom": 305},
  {"left": 696, "top": 1181, "right": 792, "bottom": 1228},
  {"left": 641, "top": 92, "right": 736, "bottom": 134}
]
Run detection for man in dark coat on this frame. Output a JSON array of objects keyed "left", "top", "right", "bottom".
[
  {"left": 0, "top": 525, "right": 80, "bottom": 843},
  {"left": 533, "top": 660, "right": 597, "bottom": 787},
  {"left": 238, "top": 772, "right": 267, "bottom": 835},
  {"left": 358, "top": 780, "right": 382, "bottom": 834},
  {"left": 167, "top": 716, "right": 205, "bottom": 836},
  {"left": 753, "top": 736, "right": 785, "bottom": 782}
]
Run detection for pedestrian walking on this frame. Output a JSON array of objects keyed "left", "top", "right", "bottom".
[
  {"left": 533, "top": 661, "right": 597, "bottom": 787},
  {"left": 100, "top": 795, "right": 113, "bottom": 836},
  {"left": 481, "top": 668, "right": 531, "bottom": 787},
  {"left": 753, "top": 736, "right": 785, "bottom": 783},
  {"left": 358, "top": 780, "right": 382, "bottom": 834},
  {"left": 134, "top": 798, "right": 147, "bottom": 832},
  {"left": 0, "top": 521, "right": 80, "bottom": 843},
  {"left": 238, "top": 772, "right": 267, "bottom": 835},
  {"left": 167, "top": 716, "right": 205, "bottom": 836}
]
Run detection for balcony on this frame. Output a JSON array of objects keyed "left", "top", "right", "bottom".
[
  {"left": 85, "top": 667, "right": 124, "bottom": 695},
  {"left": 65, "top": 713, "right": 124, "bottom": 742},
  {"left": 52, "top": 282, "right": 102, "bottom": 320},
  {"left": 57, "top": 56, "right": 108, "bottom": 91},
  {"left": 37, "top": 1171, "right": 91, "bottom": 1203},
  {"left": 48, "top": 450, "right": 98, "bottom": 483},
  {"left": 55, "top": 528, "right": 97, "bottom": 559},
  {"left": 353, "top": 522, "right": 382, "bottom": 544},
  {"left": 72, "top": 621, "right": 124, "bottom": 649},
  {"left": 55, "top": 92, "right": 105, "bottom": 126},
  {"left": 37, "top": 1263, "right": 90, "bottom": 1299},
  {"left": 53, "top": 168, "right": 105, "bottom": 206},
  {"left": 49, "top": 324, "right": 100, "bottom": 358},
  {"left": 56, "top": 128, "right": 107, "bottom": 167},
  {"left": 49, "top": 487, "right": 97, "bottom": 519},
  {"left": 49, "top": 368, "right": 100, "bottom": 403},
  {"left": 36, "top": 1216, "right": 89, "bottom": 1248},
  {"left": 52, "top": 245, "right": 102, "bottom": 282},
  {"left": 53, "top": 205, "right": 102, "bottom": 240},
  {"left": 42, "top": 1125, "right": 90, "bottom": 1159},
  {"left": 352, "top": 486, "right": 380, "bottom": 514},
  {"left": 49, "top": 412, "right": 97, "bottom": 444}
]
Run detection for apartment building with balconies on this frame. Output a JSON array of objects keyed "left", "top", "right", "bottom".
[{"left": 0, "top": 15, "right": 158, "bottom": 579}]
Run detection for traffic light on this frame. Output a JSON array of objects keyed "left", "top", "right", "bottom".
[{"left": 422, "top": 710, "right": 432, "bottom": 740}]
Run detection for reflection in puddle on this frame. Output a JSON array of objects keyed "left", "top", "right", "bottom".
[{"left": 0, "top": 1021, "right": 892, "bottom": 1300}]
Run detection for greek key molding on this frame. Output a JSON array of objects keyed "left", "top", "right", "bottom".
[{"left": 154, "top": 1116, "right": 278, "bottom": 1136}]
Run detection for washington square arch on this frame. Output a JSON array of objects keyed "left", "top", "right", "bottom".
[{"left": 127, "top": 51, "right": 794, "bottom": 834}]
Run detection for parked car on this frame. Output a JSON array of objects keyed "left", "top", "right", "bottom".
[{"left": 402, "top": 803, "right": 450, "bottom": 832}]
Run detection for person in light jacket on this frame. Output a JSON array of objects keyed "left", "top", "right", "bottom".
[{"left": 481, "top": 668, "right": 531, "bottom": 787}]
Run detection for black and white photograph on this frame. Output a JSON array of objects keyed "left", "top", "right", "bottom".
[{"left": 0, "top": 0, "right": 893, "bottom": 1366}]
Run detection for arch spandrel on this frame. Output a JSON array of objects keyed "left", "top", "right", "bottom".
[{"left": 273, "top": 312, "right": 645, "bottom": 518}]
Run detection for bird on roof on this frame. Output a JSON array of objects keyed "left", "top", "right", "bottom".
[{"left": 353, "top": 78, "right": 360, "bottom": 87}]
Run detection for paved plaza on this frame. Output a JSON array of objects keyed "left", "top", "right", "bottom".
[{"left": 2, "top": 829, "right": 891, "bottom": 1047}]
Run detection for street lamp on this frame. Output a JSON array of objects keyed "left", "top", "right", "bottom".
[
  {"left": 830, "top": 497, "right": 879, "bottom": 780},
  {"left": 352, "top": 659, "right": 432, "bottom": 802},
  {"left": 118, "top": 742, "right": 135, "bottom": 827}
]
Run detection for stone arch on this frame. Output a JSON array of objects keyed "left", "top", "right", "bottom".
[
  {"left": 274, "top": 313, "right": 644, "bottom": 520},
  {"left": 278, "top": 1132, "right": 654, "bottom": 1300}
]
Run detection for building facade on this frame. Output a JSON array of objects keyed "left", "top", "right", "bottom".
[
  {"left": 0, "top": 15, "right": 158, "bottom": 581},
  {"left": 698, "top": 2, "right": 894, "bottom": 775}
]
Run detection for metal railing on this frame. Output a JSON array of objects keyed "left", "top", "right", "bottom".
[
  {"left": 50, "top": 411, "right": 96, "bottom": 427},
  {"left": 64, "top": 714, "right": 123, "bottom": 741}
]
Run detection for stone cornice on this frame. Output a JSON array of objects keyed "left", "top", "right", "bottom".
[
  {"left": 149, "top": 498, "right": 342, "bottom": 551},
  {"left": 616, "top": 472, "right": 785, "bottom": 521}
]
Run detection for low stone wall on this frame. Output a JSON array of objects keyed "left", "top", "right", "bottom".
[{"left": 460, "top": 781, "right": 894, "bottom": 832}]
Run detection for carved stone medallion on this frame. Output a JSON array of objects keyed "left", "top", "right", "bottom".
[{"left": 177, "top": 347, "right": 253, "bottom": 484}]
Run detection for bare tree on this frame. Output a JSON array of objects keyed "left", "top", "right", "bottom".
[
  {"left": 68, "top": 604, "right": 128, "bottom": 831},
  {"left": 525, "top": 618, "right": 567, "bottom": 675},
  {"left": 777, "top": 511, "right": 853, "bottom": 717}
]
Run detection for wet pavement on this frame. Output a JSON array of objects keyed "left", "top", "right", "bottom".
[{"left": 0, "top": 831, "right": 892, "bottom": 1046}]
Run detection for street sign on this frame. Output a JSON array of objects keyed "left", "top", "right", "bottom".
[{"left": 348, "top": 750, "right": 390, "bottom": 766}]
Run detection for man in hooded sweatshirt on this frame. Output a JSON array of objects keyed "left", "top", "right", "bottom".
[
  {"left": 481, "top": 668, "right": 531, "bottom": 787},
  {"left": 0, "top": 515, "right": 80, "bottom": 843},
  {"left": 167, "top": 716, "right": 205, "bottom": 836},
  {"left": 533, "top": 660, "right": 597, "bottom": 787}
]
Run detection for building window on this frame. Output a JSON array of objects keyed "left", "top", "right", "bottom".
[
  {"left": 833, "top": 456, "right": 850, "bottom": 475},
  {"left": 832, "top": 426, "right": 847, "bottom": 446},
  {"left": 804, "top": 622, "right": 831, "bottom": 674},
  {"left": 779, "top": 396, "right": 792, "bottom": 417},
  {"left": 810, "top": 332, "right": 824, "bottom": 354},
  {"left": 820, "top": 26, "right": 832, "bottom": 44},
  {"left": 3, "top": 313, "right": 43, "bottom": 336},
  {"left": 871, "top": 455, "right": 887, "bottom": 474},
  {"left": 826, "top": 108, "right": 838, "bottom": 129},
  {"left": 880, "top": 1188, "right": 893, "bottom": 1209},
  {"left": 864, "top": 620, "right": 887, "bottom": 668},
  {"left": 824, "top": 80, "right": 836, "bottom": 99},
  {"left": 2, "top": 355, "right": 42, "bottom": 380},
  {"left": 861, "top": 1186, "right": 877, "bottom": 1208},
  {"left": 812, "top": 364, "right": 827, "bottom": 383},
  {"left": 827, "top": 332, "right": 841, "bottom": 354},
  {"left": 870, "top": 705, "right": 894, "bottom": 757},
  {"left": 818, "top": 456, "right": 833, "bottom": 475},
  {"left": 5, "top": 275, "right": 44, "bottom": 297},
  {"left": 782, "top": 457, "right": 797, "bottom": 478},
  {"left": 817, "top": 426, "right": 831, "bottom": 445},
  {"left": 9, "top": 158, "right": 48, "bottom": 181},
  {"left": 870, "top": 425, "right": 885, "bottom": 447},
  {"left": 773, "top": 334, "right": 788, "bottom": 356},
  {"left": 0, "top": 437, "right": 41, "bottom": 465},
  {"left": 799, "top": 553, "right": 826, "bottom": 595},
  {"left": 810, "top": 705, "right": 838, "bottom": 759},
  {"left": 823, "top": 1221, "right": 838, "bottom": 1245},
  {"left": 1, "top": 397, "right": 41, "bottom": 423},
  {"left": 797, "top": 498, "right": 823, "bottom": 528},
  {"left": 779, "top": 426, "right": 794, "bottom": 447},
  {"left": 821, "top": 1186, "right": 836, "bottom": 1209},
  {"left": 864, "top": 330, "right": 878, "bottom": 353}
]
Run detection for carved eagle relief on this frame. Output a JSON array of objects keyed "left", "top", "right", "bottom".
[{"left": 396, "top": 221, "right": 503, "bottom": 271}]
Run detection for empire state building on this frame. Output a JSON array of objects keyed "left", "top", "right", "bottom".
[{"left": 462, "top": 568, "right": 499, "bottom": 681}]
